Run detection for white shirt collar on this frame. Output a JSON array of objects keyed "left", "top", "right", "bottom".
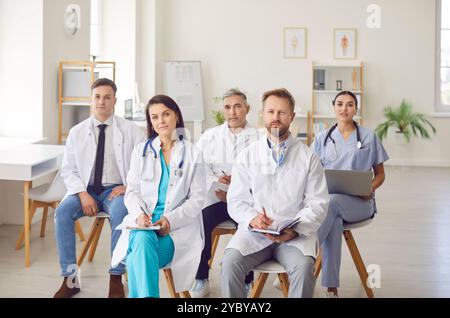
[{"left": 92, "top": 115, "right": 113, "bottom": 128}]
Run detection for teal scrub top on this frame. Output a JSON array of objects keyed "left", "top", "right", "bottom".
[{"left": 152, "top": 149, "right": 170, "bottom": 223}]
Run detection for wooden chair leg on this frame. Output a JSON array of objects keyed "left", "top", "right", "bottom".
[
  {"left": 249, "top": 273, "right": 268, "bottom": 298},
  {"left": 277, "top": 273, "right": 290, "bottom": 297},
  {"left": 208, "top": 231, "right": 220, "bottom": 268},
  {"left": 40, "top": 206, "right": 49, "bottom": 237},
  {"left": 344, "top": 230, "right": 375, "bottom": 298},
  {"left": 164, "top": 269, "right": 180, "bottom": 298},
  {"left": 88, "top": 218, "right": 105, "bottom": 262},
  {"left": 180, "top": 291, "right": 191, "bottom": 298},
  {"left": 75, "top": 221, "right": 85, "bottom": 241},
  {"left": 15, "top": 201, "right": 38, "bottom": 250},
  {"left": 77, "top": 218, "right": 100, "bottom": 266},
  {"left": 314, "top": 250, "right": 322, "bottom": 278}
]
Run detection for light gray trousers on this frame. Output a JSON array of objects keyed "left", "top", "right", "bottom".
[
  {"left": 317, "top": 193, "right": 375, "bottom": 288},
  {"left": 220, "top": 243, "right": 316, "bottom": 298}
]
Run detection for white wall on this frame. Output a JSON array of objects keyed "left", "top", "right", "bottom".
[
  {"left": 136, "top": 0, "right": 157, "bottom": 104},
  {"left": 155, "top": 0, "right": 450, "bottom": 166},
  {"left": 0, "top": 0, "right": 43, "bottom": 138},
  {"left": 101, "top": 0, "right": 136, "bottom": 117},
  {"left": 0, "top": 0, "right": 90, "bottom": 225},
  {"left": 43, "top": 0, "right": 91, "bottom": 144}
]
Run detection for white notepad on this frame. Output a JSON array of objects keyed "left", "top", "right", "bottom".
[
  {"left": 115, "top": 224, "right": 161, "bottom": 231},
  {"left": 250, "top": 217, "right": 301, "bottom": 236},
  {"left": 211, "top": 181, "right": 229, "bottom": 192},
  {"left": 126, "top": 225, "right": 161, "bottom": 231}
]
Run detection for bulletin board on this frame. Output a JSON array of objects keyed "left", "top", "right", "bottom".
[{"left": 164, "top": 60, "right": 205, "bottom": 122}]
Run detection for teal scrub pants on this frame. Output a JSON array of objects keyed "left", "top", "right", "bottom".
[{"left": 126, "top": 230, "right": 174, "bottom": 298}]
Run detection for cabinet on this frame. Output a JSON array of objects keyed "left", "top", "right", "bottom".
[
  {"left": 311, "top": 61, "right": 363, "bottom": 143},
  {"left": 58, "top": 60, "right": 115, "bottom": 144}
]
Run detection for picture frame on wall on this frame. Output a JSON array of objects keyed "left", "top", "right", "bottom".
[
  {"left": 284, "top": 27, "right": 307, "bottom": 59},
  {"left": 334, "top": 28, "right": 357, "bottom": 59}
]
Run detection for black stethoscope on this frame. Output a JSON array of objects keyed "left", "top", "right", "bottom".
[
  {"left": 142, "top": 135, "right": 185, "bottom": 177},
  {"left": 323, "top": 121, "right": 362, "bottom": 149},
  {"left": 321, "top": 121, "right": 362, "bottom": 164}
]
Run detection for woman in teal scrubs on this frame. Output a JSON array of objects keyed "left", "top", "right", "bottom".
[
  {"left": 312, "top": 91, "right": 389, "bottom": 297},
  {"left": 112, "top": 95, "right": 204, "bottom": 298}
]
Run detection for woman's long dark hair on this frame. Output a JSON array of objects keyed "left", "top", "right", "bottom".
[{"left": 145, "top": 95, "right": 185, "bottom": 139}]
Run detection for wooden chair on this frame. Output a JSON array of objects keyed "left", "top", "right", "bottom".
[
  {"left": 16, "top": 171, "right": 85, "bottom": 251},
  {"left": 208, "top": 220, "right": 237, "bottom": 267},
  {"left": 249, "top": 260, "right": 290, "bottom": 298},
  {"left": 77, "top": 212, "right": 109, "bottom": 266},
  {"left": 162, "top": 266, "right": 191, "bottom": 298},
  {"left": 314, "top": 218, "right": 375, "bottom": 298}
]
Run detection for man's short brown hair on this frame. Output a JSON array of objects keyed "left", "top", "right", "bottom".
[
  {"left": 91, "top": 78, "right": 117, "bottom": 95},
  {"left": 262, "top": 88, "right": 295, "bottom": 112}
]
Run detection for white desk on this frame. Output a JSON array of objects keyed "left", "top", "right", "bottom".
[
  {"left": 0, "top": 137, "right": 46, "bottom": 151},
  {"left": 0, "top": 144, "right": 65, "bottom": 267}
]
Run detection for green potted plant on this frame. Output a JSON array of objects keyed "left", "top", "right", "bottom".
[
  {"left": 375, "top": 99, "right": 436, "bottom": 143},
  {"left": 211, "top": 110, "right": 225, "bottom": 125},
  {"left": 211, "top": 96, "right": 225, "bottom": 125}
]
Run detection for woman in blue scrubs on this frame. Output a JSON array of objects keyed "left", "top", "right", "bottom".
[
  {"left": 312, "top": 91, "right": 389, "bottom": 297},
  {"left": 112, "top": 95, "right": 204, "bottom": 297}
]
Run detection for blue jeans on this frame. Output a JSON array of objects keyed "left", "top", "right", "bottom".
[{"left": 54, "top": 185, "right": 128, "bottom": 277}]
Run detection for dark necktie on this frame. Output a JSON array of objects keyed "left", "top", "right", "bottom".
[{"left": 93, "top": 124, "right": 107, "bottom": 195}]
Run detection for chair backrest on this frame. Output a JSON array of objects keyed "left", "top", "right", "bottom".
[{"left": 42, "top": 169, "right": 67, "bottom": 202}]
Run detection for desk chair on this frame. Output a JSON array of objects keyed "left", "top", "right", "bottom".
[
  {"left": 314, "top": 218, "right": 375, "bottom": 298},
  {"left": 208, "top": 220, "right": 237, "bottom": 267},
  {"left": 15, "top": 170, "right": 85, "bottom": 251},
  {"left": 77, "top": 212, "right": 109, "bottom": 266}
]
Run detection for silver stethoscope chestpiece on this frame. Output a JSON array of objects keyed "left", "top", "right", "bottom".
[
  {"left": 356, "top": 141, "right": 362, "bottom": 149},
  {"left": 174, "top": 169, "right": 183, "bottom": 177}
]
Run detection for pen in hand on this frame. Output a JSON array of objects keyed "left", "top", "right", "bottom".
[{"left": 139, "top": 204, "right": 153, "bottom": 227}]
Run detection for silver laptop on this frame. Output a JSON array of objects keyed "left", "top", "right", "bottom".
[{"left": 324, "top": 169, "right": 373, "bottom": 196}]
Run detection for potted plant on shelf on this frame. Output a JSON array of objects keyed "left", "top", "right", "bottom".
[{"left": 375, "top": 99, "right": 436, "bottom": 143}]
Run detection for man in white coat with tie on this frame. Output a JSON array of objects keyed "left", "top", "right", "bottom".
[
  {"left": 53, "top": 78, "right": 145, "bottom": 298},
  {"left": 221, "top": 88, "right": 329, "bottom": 298}
]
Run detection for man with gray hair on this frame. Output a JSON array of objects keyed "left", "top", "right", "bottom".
[{"left": 190, "top": 88, "right": 258, "bottom": 297}]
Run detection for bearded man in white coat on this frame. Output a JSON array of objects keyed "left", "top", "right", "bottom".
[
  {"left": 53, "top": 78, "right": 145, "bottom": 298},
  {"left": 221, "top": 88, "right": 329, "bottom": 298}
]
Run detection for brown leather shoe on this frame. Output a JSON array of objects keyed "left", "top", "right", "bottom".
[
  {"left": 53, "top": 277, "right": 81, "bottom": 298},
  {"left": 108, "top": 274, "right": 125, "bottom": 298}
]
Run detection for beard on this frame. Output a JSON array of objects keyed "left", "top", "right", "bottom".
[{"left": 266, "top": 123, "right": 289, "bottom": 139}]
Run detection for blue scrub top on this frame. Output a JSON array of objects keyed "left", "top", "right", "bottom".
[
  {"left": 152, "top": 149, "right": 170, "bottom": 223},
  {"left": 312, "top": 125, "right": 389, "bottom": 171}
]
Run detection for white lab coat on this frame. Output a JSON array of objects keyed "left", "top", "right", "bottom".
[
  {"left": 60, "top": 115, "right": 145, "bottom": 198},
  {"left": 226, "top": 134, "right": 329, "bottom": 257},
  {"left": 196, "top": 122, "right": 259, "bottom": 207},
  {"left": 111, "top": 137, "right": 205, "bottom": 293}
]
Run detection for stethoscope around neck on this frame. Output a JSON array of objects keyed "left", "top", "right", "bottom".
[
  {"left": 323, "top": 121, "right": 362, "bottom": 149},
  {"left": 321, "top": 121, "right": 362, "bottom": 165},
  {"left": 142, "top": 135, "right": 185, "bottom": 177}
]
